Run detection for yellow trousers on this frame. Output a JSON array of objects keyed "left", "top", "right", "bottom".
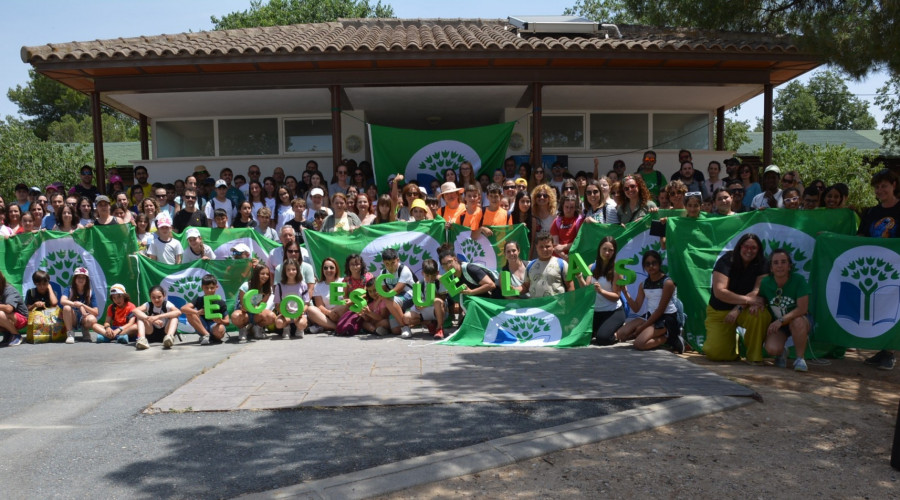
[{"left": 703, "top": 305, "right": 772, "bottom": 362}]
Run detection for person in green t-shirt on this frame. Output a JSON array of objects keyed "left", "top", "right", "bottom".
[
  {"left": 759, "top": 249, "right": 811, "bottom": 372},
  {"left": 636, "top": 150, "right": 667, "bottom": 203}
]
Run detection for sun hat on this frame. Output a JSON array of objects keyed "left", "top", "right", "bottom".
[{"left": 439, "top": 182, "right": 464, "bottom": 196}]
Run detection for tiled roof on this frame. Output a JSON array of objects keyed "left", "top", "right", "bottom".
[{"left": 22, "top": 18, "right": 802, "bottom": 64}]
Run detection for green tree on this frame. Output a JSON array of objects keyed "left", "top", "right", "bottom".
[
  {"left": 563, "top": 0, "right": 634, "bottom": 23},
  {"left": 716, "top": 116, "right": 751, "bottom": 152},
  {"left": 773, "top": 71, "right": 876, "bottom": 131},
  {"left": 763, "top": 131, "right": 878, "bottom": 209},
  {"left": 47, "top": 114, "right": 142, "bottom": 143},
  {"left": 7, "top": 70, "right": 90, "bottom": 140},
  {"left": 566, "top": 1, "right": 900, "bottom": 79},
  {"left": 875, "top": 74, "right": 900, "bottom": 150},
  {"left": 0, "top": 117, "right": 103, "bottom": 201},
  {"left": 211, "top": 0, "right": 394, "bottom": 30}
]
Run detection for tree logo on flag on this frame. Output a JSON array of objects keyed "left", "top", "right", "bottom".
[
  {"left": 484, "top": 308, "right": 562, "bottom": 346},
  {"left": 406, "top": 140, "right": 481, "bottom": 188},
  {"left": 453, "top": 232, "right": 496, "bottom": 269},
  {"left": 24, "top": 237, "right": 108, "bottom": 310},
  {"left": 826, "top": 245, "right": 900, "bottom": 338},
  {"left": 618, "top": 230, "right": 666, "bottom": 315},
  {"left": 362, "top": 232, "right": 441, "bottom": 277},
  {"left": 719, "top": 224, "right": 815, "bottom": 279},
  {"left": 161, "top": 268, "right": 226, "bottom": 333}
]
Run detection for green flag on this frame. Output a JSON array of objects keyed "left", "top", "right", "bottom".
[
  {"left": 666, "top": 209, "right": 858, "bottom": 352},
  {"left": 369, "top": 122, "right": 515, "bottom": 192},
  {"left": 133, "top": 255, "right": 252, "bottom": 333},
  {"left": 448, "top": 223, "right": 530, "bottom": 269},
  {"left": 175, "top": 227, "right": 281, "bottom": 261},
  {"left": 441, "top": 287, "right": 595, "bottom": 348},
  {"left": 304, "top": 220, "right": 445, "bottom": 279},
  {"left": 811, "top": 232, "right": 900, "bottom": 349},
  {"left": 2, "top": 225, "right": 138, "bottom": 322}
]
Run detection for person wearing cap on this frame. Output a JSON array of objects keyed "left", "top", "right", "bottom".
[
  {"left": 88, "top": 195, "right": 119, "bottom": 227},
  {"left": 436, "top": 181, "right": 466, "bottom": 227},
  {"left": 173, "top": 188, "right": 207, "bottom": 232},
  {"left": 93, "top": 284, "right": 137, "bottom": 344},
  {"left": 408, "top": 198, "right": 431, "bottom": 222},
  {"left": 192, "top": 165, "right": 209, "bottom": 184},
  {"left": 73, "top": 165, "right": 99, "bottom": 204},
  {"left": 230, "top": 242, "right": 253, "bottom": 260},
  {"left": 147, "top": 213, "right": 183, "bottom": 264},
  {"left": 321, "top": 193, "right": 361, "bottom": 232},
  {"left": 182, "top": 228, "right": 215, "bottom": 264},
  {"left": 204, "top": 180, "right": 236, "bottom": 226},
  {"left": 60, "top": 267, "right": 99, "bottom": 343},
  {"left": 305, "top": 187, "right": 332, "bottom": 222},
  {"left": 750, "top": 165, "right": 784, "bottom": 209}
]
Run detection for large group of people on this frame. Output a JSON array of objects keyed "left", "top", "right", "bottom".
[{"left": 0, "top": 151, "right": 898, "bottom": 373}]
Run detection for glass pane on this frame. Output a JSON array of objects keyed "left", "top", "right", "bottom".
[
  {"left": 590, "top": 114, "right": 648, "bottom": 149},
  {"left": 218, "top": 118, "right": 279, "bottom": 156},
  {"left": 156, "top": 120, "right": 214, "bottom": 158},
  {"left": 541, "top": 116, "right": 584, "bottom": 148},
  {"left": 284, "top": 118, "right": 332, "bottom": 153},
  {"left": 652, "top": 114, "right": 710, "bottom": 150}
]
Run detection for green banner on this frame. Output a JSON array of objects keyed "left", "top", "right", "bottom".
[
  {"left": 448, "top": 223, "right": 531, "bottom": 270},
  {"left": 666, "top": 208, "right": 858, "bottom": 352},
  {"left": 133, "top": 255, "right": 252, "bottom": 333},
  {"left": 811, "top": 232, "right": 900, "bottom": 349},
  {"left": 304, "top": 219, "right": 445, "bottom": 279},
  {"left": 174, "top": 227, "right": 281, "bottom": 261},
  {"left": 441, "top": 287, "right": 595, "bottom": 348},
  {"left": 369, "top": 122, "right": 515, "bottom": 193},
  {"left": 2, "top": 225, "right": 138, "bottom": 322}
]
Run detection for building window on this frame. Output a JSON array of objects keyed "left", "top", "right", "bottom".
[
  {"left": 156, "top": 120, "right": 214, "bottom": 158},
  {"left": 218, "top": 118, "right": 279, "bottom": 156},
  {"left": 652, "top": 113, "right": 710, "bottom": 150},
  {"left": 590, "top": 113, "right": 648, "bottom": 150},
  {"left": 284, "top": 118, "right": 332, "bottom": 153},
  {"left": 541, "top": 115, "right": 584, "bottom": 149}
]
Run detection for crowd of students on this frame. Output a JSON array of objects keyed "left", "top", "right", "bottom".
[{"left": 0, "top": 152, "right": 898, "bottom": 372}]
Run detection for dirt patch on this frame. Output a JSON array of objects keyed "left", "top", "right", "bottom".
[{"left": 383, "top": 349, "right": 900, "bottom": 499}]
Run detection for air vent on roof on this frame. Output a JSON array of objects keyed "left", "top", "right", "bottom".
[{"left": 507, "top": 15, "right": 621, "bottom": 38}]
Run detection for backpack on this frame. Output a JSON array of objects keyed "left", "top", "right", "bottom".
[
  {"left": 460, "top": 262, "right": 499, "bottom": 287},
  {"left": 335, "top": 310, "right": 362, "bottom": 336},
  {"left": 526, "top": 257, "right": 568, "bottom": 287}
]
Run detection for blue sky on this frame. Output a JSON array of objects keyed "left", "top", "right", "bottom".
[{"left": 1, "top": 0, "right": 889, "bottom": 127}]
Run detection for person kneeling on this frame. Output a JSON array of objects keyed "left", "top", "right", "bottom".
[
  {"left": 759, "top": 249, "right": 811, "bottom": 372},
  {"left": 615, "top": 251, "right": 684, "bottom": 353}
]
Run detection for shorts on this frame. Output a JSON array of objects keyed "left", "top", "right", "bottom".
[
  {"left": 646, "top": 312, "right": 679, "bottom": 338},
  {"left": 413, "top": 306, "right": 436, "bottom": 322},
  {"left": 199, "top": 316, "right": 218, "bottom": 333},
  {"left": 146, "top": 326, "right": 167, "bottom": 343},
  {"left": 392, "top": 290, "right": 413, "bottom": 310},
  {"left": 14, "top": 312, "right": 27, "bottom": 330},
  {"left": 776, "top": 314, "right": 813, "bottom": 337}
]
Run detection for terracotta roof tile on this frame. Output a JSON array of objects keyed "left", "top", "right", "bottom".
[{"left": 21, "top": 18, "right": 803, "bottom": 64}]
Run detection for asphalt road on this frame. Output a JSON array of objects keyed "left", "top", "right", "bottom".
[{"left": 0, "top": 341, "right": 659, "bottom": 499}]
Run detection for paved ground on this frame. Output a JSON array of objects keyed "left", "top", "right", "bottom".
[{"left": 0, "top": 333, "right": 754, "bottom": 499}]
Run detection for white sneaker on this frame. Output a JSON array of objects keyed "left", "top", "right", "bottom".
[
  {"left": 308, "top": 325, "right": 323, "bottom": 334},
  {"left": 281, "top": 326, "right": 291, "bottom": 340},
  {"left": 65, "top": 335, "right": 75, "bottom": 344},
  {"left": 253, "top": 324, "right": 267, "bottom": 340},
  {"left": 374, "top": 327, "right": 388, "bottom": 336},
  {"left": 401, "top": 326, "right": 412, "bottom": 338},
  {"left": 135, "top": 337, "right": 149, "bottom": 350},
  {"left": 238, "top": 325, "right": 249, "bottom": 343},
  {"left": 163, "top": 334, "right": 174, "bottom": 349},
  {"left": 199, "top": 335, "right": 210, "bottom": 345}
]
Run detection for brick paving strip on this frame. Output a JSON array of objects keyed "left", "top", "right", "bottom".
[{"left": 149, "top": 335, "right": 754, "bottom": 412}]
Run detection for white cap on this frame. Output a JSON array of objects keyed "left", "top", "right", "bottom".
[
  {"left": 310, "top": 188, "right": 324, "bottom": 197},
  {"left": 185, "top": 228, "right": 201, "bottom": 239},
  {"left": 764, "top": 165, "right": 781, "bottom": 175},
  {"left": 232, "top": 243, "right": 251, "bottom": 255},
  {"left": 215, "top": 179, "right": 227, "bottom": 188}
]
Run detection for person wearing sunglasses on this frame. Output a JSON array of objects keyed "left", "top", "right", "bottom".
[
  {"left": 172, "top": 188, "right": 207, "bottom": 232},
  {"left": 726, "top": 182, "right": 748, "bottom": 213},
  {"left": 72, "top": 165, "right": 99, "bottom": 203}
]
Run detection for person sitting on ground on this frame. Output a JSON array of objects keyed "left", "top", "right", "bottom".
[
  {"left": 182, "top": 227, "right": 215, "bottom": 264},
  {"left": 25, "top": 270, "right": 57, "bottom": 317},
  {"left": 403, "top": 258, "right": 447, "bottom": 340},
  {"left": 133, "top": 285, "right": 181, "bottom": 350},
  {"left": 308, "top": 257, "right": 349, "bottom": 334},
  {"left": 60, "top": 267, "right": 98, "bottom": 343},
  {"left": 93, "top": 284, "right": 137, "bottom": 345},
  {"left": 759, "top": 249, "right": 811, "bottom": 372},
  {"left": 577, "top": 236, "right": 626, "bottom": 346},
  {"left": 273, "top": 257, "right": 310, "bottom": 340},
  {"left": 361, "top": 276, "right": 392, "bottom": 336},
  {"left": 181, "top": 274, "right": 229, "bottom": 345},
  {"left": 521, "top": 232, "right": 573, "bottom": 298},
  {"left": 703, "top": 233, "right": 771, "bottom": 363},
  {"left": 615, "top": 250, "right": 684, "bottom": 352},
  {"left": 232, "top": 264, "right": 277, "bottom": 342}
]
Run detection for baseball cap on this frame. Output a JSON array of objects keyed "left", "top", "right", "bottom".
[
  {"left": 109, "top": 175, "right": 123, "bottom": 184},
  {"left": 95, "top": 195, "right": 111, "bottom": 204},
  {"left": 764, "top": 165, "right": 781, "bottom": 175},
  {"left": 110, "top": 284, "right": 126, "bottom": 295},
  {"left": 515, "top": 178, "right": 528, "bottom": 187},
  {"left": 231, "top": 243, "right": 251, "bottom": 255},
  {"left": 29, "top": 186, "right": 42, "bottom": 195},
  {"left": 74, "top": 267, "right": 89, "bottom": 278},
  {"left": 310, "top": 188, "right": 324, "bottom": 197},
  {"left": 155, "top": 213, "right": 172, "bottom": 228},
  {"left": 215, "top": 179, "right": 227, "bottom": 189},
  {"left": 185, "top": 228, "right": 201, "bottom": 239},
  {"left": 14, "top": 183, "right": 27, "bottom": 191}
]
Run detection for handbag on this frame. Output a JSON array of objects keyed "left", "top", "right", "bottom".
[{"left": 26, "top": 307, "right": 66, "bottom": 344}]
